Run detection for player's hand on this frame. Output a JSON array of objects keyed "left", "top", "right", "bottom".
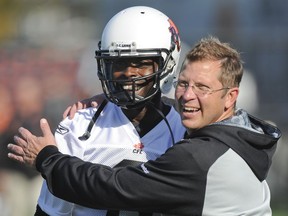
[
  {"left": 7, "top": 118, "right": 56, "bottom": 167},
  {"left": 63, "top": 94, "right": 105, "bottom": 120}
]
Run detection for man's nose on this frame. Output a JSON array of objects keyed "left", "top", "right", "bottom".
[
  {"left": 182, "top": 85, "right": 198, "bottom": 99},
  {"left": 122, "top": 66, "right": 138, "bottom": 77}
]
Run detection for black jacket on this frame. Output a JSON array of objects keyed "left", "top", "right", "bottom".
[{"left": 36, "top": 109, "right": 281, "bottom": 215}]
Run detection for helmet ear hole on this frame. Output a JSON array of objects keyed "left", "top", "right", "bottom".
[{"left": 160, "top": 58, "right": 177, "bottom": 94}]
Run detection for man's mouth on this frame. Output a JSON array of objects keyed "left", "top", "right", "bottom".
[
  {"left": 122, "top": 84, "right": 141, "bottom": 91},
  {"left": 183, "top": 107, "right": 200, "bottom": 113}
]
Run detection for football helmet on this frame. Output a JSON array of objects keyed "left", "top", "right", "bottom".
[{"left": 96, "top": 6, "right": 181, "bottom": 108}]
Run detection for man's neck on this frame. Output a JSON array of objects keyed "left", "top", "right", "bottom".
[{"left": 121, "top": 93, "right": 171, "bottom": 137}]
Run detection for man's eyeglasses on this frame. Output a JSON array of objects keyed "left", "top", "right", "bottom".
[{"left": 173, "top": 80, "right": 230, "bottom": 97}]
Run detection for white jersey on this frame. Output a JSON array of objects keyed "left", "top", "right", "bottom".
[{"left": 37, "top": 102, "right": 185, "bottom": 216}]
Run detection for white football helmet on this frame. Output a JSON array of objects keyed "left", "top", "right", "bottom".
[{"left": 96, "top": 6, "right": 181, "bottom": 108}]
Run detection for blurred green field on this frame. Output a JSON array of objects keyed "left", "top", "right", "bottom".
[{"left": 273, "top": 210, "right": 288, "bottom": 216}]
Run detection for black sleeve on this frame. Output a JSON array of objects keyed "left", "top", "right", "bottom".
[
  {"left": 36, "top": 143, "right": 208, "bottom": 215},
  {"left": 34, "top": 204, "right": 49, "bottom": 216}
]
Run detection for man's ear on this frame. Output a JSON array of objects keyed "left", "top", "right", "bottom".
[{"left": 225, "top": 87, "right": 239, "bottom": 109}]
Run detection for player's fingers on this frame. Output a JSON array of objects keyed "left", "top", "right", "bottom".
[
  {"left": 79, "top": 100, "right": 86, "bottom": 108},
  {"left": 90, "top": 94, "right": 106, "bottom": 107},
  {"left": 65, "top": 98, "right": 93, "bottom": 120},
  {"left": 68, "top": 102, "right": 83, "bottom": 120},
  {"left": 40, "top": 118, "right": 53, "bottom": 137},
  {"left": 7, "top": 143, "right": 25, "bottom": 156},
  {"left": 77, "top": 101, "right": 87, "bottom": 109},
  {"left": 63, "top": 106, "right": 72, "bottom": 119},
  {"left": 17, "top": 127, "right": 32, "bottom": 141},
  {"left": 14, "top": 131, "right": 29, "bottom": 148},
  {"left": 39, "top": 118, "right": 57, "bottom": 146},
  {"left": 7, "top": 152, "right": 24, "bottom": 163},
  {"left": 91, "top": 101, "right": 98, "bottom": 108}
]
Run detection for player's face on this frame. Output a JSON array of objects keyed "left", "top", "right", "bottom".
[
  {"left": 175, "top": 60, "right": 233, "bottom": 134},
  {"left": 112, "top": 58, "right": 158, "bottom": 98}
]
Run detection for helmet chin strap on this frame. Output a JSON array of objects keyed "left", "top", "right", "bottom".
[
  {"left": 78, "top": 100, "right": 108, "bottom": 141},
  {"left": 122, "top": 92, "right": 176, "bottom": 146},
  {"left": 146, "top": 100, "right": 175, "bottom": 146},
  {"left": 78, "top": 92, "right": 175, "bottom": 146}
]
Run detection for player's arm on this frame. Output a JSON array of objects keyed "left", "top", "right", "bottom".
[
  {"left": 8, "top": 119, "right": 205, "bottom": 214},
  {"left": 63, "top": 94, "right": 176, "bottom": 120},
  {"left": 34, "top": 144, "right": 203, "bottom": 214}
]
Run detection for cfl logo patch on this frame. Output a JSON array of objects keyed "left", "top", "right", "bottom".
[{"left": 133, "top": 143, "right": 144, "bottom": 154}]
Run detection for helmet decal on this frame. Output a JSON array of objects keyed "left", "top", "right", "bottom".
[{"left": 168, "top": 19, "right": 181, "bottom": 52}]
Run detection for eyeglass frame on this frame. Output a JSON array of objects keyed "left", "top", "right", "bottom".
[{"left": 173, "top": 80, "right": 230, "bottom": 97}]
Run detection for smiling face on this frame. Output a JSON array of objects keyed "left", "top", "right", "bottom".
[
  {"left": 175, "top": 59, "right": 239, "bottom": 134},
  {"left": 112, "top": 58, "right": 158, "bottom": 98},
  {"left": 98, "top": 56, "right": 161, "bottom": 108}
]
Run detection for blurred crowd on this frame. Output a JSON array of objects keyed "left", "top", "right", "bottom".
[{"left": 0, "top": 47, "right": 89, "bottom": 215}]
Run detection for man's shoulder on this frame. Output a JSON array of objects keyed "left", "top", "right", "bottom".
[{"left": 161, "top": 96, "right": 175, "bottom": 107}]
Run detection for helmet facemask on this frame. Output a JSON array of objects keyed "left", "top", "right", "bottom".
[{"left": 96, "top": 48, "right": 174, "bottom": 109}]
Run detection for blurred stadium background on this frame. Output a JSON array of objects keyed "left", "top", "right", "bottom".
[{"left": 0, "top": 0, "right": 287, "bottom": 215}]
